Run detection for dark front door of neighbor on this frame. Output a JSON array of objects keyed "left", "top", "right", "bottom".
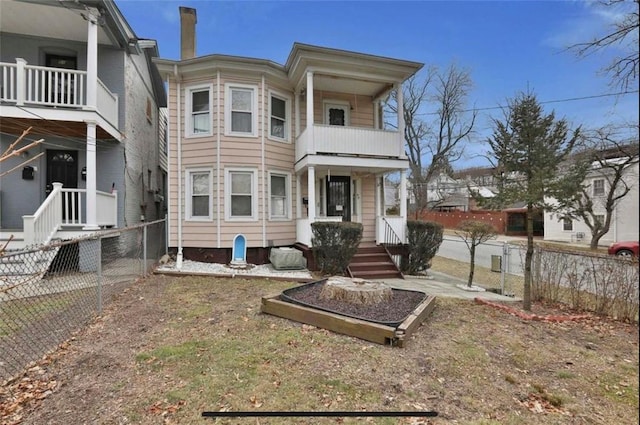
[
  {"left": 326, "top": 176, "right": 351, "bottom": 221},
  {"left": 47, "top": 150, "right": 78, "bottom": 219}
]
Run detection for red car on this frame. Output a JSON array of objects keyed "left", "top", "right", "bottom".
[{"left": 608, "top": 241, "right": 639, "bottom": 258}]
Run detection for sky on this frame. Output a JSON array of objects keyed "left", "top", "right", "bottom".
[{"left": 115, "top": 0, "right": 639, "bottom": 169}]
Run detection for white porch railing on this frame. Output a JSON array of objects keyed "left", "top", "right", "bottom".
[
  {"left": 377, "top": 216, "right": 406, "bottom": 244},
  {"left": 22, "top": 184, "right": 118, "bottom": 246},
  {"left": 295, "top": 125, "right": 401, "bottom": 162},
  {"left": 296, "top": 216, "right": 343, "bottom": 247},
  {"left": 23, "top": 183, "right": 63, "bottom": 247},
  {"left": 0, "top": 60, "right": 119, "bottom": 127}
]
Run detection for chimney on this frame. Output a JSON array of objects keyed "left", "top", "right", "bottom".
[{"left": 179, "top": 6, "right": 197, "bottom": 60}]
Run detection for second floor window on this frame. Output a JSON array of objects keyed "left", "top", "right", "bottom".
[
  {"left": 269, "top": 92, "right": 289, "bottom": 141},
  {"left": 187, "top": 85, "right": 212, "bottom": 136},
  {"left": 593, "top": 179, "right": 605, "bottom": 196},
  {"left": 226, "top": 84, "right": 256, "bottom": 136}
]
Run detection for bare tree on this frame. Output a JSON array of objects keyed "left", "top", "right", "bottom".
[
  {"left": 0, "top": 127, "right": 43, "bottom": 178},
  {"left": 387, "top": 64, "right": 477, "bottom": 218},
  {"left": 455, "top": 220, "right": 497, "bottom": 287},
  {"left": 569, "top": 0, "right": 639, "bottom": 91},
  {"left": 556, "top": 124, "right": 639, "bottom": 249}
]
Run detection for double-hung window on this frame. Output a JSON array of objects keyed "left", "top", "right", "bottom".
[
  {"left": 269, "top": 172, "right": 290, "bottom": 219},
  {"left": 593, "top": 179, "right": 605, "bottom": 196},
  {"left": 226, "top": 169, "right": 257, "bottom": 220},
  {"left": 186, "top": 168, "right": 212, "bottom": 220},
  {"left": 269, "top": 91, "right": 290, "bottom": 141},
  {"left": 563, "top": 217, "right": 573, "bottom": 231},
  {"left": 186, "top": 85, "right": 212, "bottom": 136},
  {"left": 226, "top": 84, "right": 256, "bottom": 136}
]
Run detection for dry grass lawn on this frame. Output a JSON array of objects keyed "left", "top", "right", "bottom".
[{"left": 2, "top": 273, "right": 638, "bottom": 425}]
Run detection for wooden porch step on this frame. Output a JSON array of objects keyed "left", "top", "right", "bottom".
[{"left": 347, "top": 244, "right": 402, "bottom": 280}]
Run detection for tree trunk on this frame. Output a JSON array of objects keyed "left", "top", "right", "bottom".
[
  {"left": 467, "top": 244, "right": 476, "bottom": 287},
  {"left": 523, "top": 204, "right": 534, "bottom": 311},
  {"left": 320, "top": 277, "right": 392, "bottom": 305}
]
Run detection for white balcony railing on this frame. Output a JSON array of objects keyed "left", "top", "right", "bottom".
[
  {"left": 22, "top": 184, "right": 118, "bottom": 246},
  {"left": 0, "top": 59, "right": 119, "bottom": 127},
  {"left": 295, "top": 124, "right": 401, "bottom": 162}
]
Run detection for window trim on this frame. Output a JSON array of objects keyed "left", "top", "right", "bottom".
[
  {"left": 185, "top": 167, "right": 213, "bottom": 221},
  {"left": 185, "top": 84, "right": 213, "bottom": 138},
  {"left": 225, "top": 83, "right": 258, "bottom": 138},
  {"left": 268, "top": 90, "right": 291, "bottom": 143},
  {"left": 225, "top": 168, "right": 259, "bottom": 221},
  {"left": 592, "top": 178, "right": 605, "bottom": 197},
  {"left": 562, "top": 217, "right": 573, "bottom": 231},
  {"left": 268, "top": 171, "right": 292, "bottom": 220}
]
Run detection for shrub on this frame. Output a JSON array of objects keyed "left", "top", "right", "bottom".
[
  {"left": 311, "top": 222, "right": 362, "bottom": 275},
  {"left": 402, "top": 220, "right": 443, "bottom": 275}
]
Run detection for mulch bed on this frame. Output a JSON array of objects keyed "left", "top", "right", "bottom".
[{"left": 282, "top": 281, "right": 426, "bottom": 325}]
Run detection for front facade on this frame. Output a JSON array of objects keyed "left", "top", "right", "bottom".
[
  {"left": 0, "top": 0, "right": 166, "bottom": 249},
  {"left": 156, "top": 7, "right": 422, "bottom": 264},
  {"left": 544, "top": 161, "right": 639, "bottom": 245}
]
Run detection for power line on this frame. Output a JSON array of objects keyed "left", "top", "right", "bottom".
[{"left": 415, "top": 90, "right": 640, "bottom": 116}]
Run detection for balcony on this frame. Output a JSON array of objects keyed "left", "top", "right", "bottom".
[
  {"left": 0, "top": 59, "right": 119, "bottom": 129},
  {"left": 295, "top": 124, "right": 402, "bottom": 163}
]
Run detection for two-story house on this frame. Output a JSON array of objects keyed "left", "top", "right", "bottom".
[
  {"left": 544, "top": 148, "right": 639, "bottom": 245},
  {"left": 0, "top": 0, "right": 167, "bottom": 249},
  {"left": 154, "top": 7, "right": 422, "bottom": 270}
]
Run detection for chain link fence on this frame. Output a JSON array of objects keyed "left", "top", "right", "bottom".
[{"left": 0, "top": 219, "right": 166, "bottom": 382}]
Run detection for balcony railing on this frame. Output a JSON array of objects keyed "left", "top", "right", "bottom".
[
  {"left": 0, "top": 59, "right": 119, "bottom": 128},
  {"left": 295, "top": 124, "right": 402, "bottom": 162}
]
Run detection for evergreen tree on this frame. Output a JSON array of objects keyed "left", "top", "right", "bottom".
[{"left": 482, "top": 92, "right": 581, "bottom": 310}]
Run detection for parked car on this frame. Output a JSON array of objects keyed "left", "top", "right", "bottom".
[{"left": 607, "top": 241, "right": 639, "bottom": 258}]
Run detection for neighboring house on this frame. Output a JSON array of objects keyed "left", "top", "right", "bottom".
[
  {"left": 154, "top": 7, "right": 422, "bottom": 266},
  {"left": 408, "top": 170, "right": 496, "bottom": 212},
  {"left": 544, "top": 159, "right": 639, "bottom": 245},
  {"left": 0, "top": 0, "right": 167, "bottom": 249}
]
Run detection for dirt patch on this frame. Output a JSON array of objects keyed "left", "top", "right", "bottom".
[{"left": 2, "top": 274, "right": 638, "bottom": 425}]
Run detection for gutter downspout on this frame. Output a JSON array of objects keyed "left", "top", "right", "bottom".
[
  {"left": 216, "top": 70, "right": 221, "bottom": 248},
  {"left": 261, "top": 75, "right": 266, "bottom": 247},
  {"left": 175, "top": 65, "right": 184, "bottom": 269}
]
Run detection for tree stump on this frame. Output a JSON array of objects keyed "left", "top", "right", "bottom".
[{"left": 320, "top": 277, "right": 393, "bottom": 305}]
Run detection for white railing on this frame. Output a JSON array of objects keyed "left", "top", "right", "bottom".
[
  {"left": 296, "top": 216, "right": 344, "bottom": 247},
  {"left": 295, "top": 124, "right": 401, "bottom": 162},
  {"left": 377, "top": 216, "right": 406, "bottom": 244},
  {"left": 22, "top": 184, "right": 118, "bottom": 247},
  {"left": 0, "top": 59, "right": 118, "bottom": 127},
  {"left": 23, "top": 183, "right": 63, "bottom": 247}
]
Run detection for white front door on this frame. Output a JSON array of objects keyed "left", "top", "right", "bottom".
[{"left": 324, "top": 102, "right": 350, "bottom": 126}]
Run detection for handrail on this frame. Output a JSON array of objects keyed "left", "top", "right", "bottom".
[
  {"left": 381, "top": 216, "right": 403, "bottom": 247},
  {"left": 23, "top": 183, "right": 63, "bottom": 246}
]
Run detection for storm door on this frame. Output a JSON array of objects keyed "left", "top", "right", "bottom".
[
  {"left": 46, "top": 150, "right": 78, "bottom": 221},
  {"left": 326, "top": 176, "right": 351, "bottom": 221}
]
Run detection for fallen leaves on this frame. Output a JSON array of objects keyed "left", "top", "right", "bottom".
[
  {"left": 0, "top": 369, "right": 58, "bottom": 425},
  {"left": 515, "top": 393, "right": 572, "bottom": 416}
]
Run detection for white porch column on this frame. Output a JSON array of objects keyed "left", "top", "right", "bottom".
[
  {"left": 307, "top": 166, "right": 316, "bottom": 221},
  {"left": 306, "top": 71, "right": 315, "bottom": 154},
  {"left": 395, "top": 82, "right": 405, "bottom": 158},
  {"left": 400, "top": 169, "right": 407, "bottom": 219},
  {"left": 375, "top": 174, "right": 382, "bottom": 218},
  {"left": 85, "top": 8, "right": 100, "bottom": 110},
  {"left": 294, "top": 91, "right": 301, "bottom": 138},
  {"left": 84, "top": 120, "right": 99, "bottom": 230}
]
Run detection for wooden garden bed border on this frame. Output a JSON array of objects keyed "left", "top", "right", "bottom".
[{"left": 260, "top": 293, "right": 436, "bottom": 347}]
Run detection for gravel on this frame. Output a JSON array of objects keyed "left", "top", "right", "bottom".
[{"left": 156, "top": 260, "right": 313, "bottom": 280}]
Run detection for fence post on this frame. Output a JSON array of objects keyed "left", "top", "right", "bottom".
[
  {"left": 96, "top": 236, "right": 102, "bottom": 314},
  {"left": 500, "top": 242, "right": 508, "bottom": 295},
  {"left": 143, "top": 223, "right": 148, "bottom": 277}
]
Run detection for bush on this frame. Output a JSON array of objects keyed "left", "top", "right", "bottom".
[
  {"left": 402, "top": 220, "right": 444, "bottom": 275},
  {"left": 311, "top": 222, "right": 363, "bottom": 275}
]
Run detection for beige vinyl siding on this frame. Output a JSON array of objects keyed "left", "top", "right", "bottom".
[{"left": 360, "top": 176, "right": 376, "bottom": 242}]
